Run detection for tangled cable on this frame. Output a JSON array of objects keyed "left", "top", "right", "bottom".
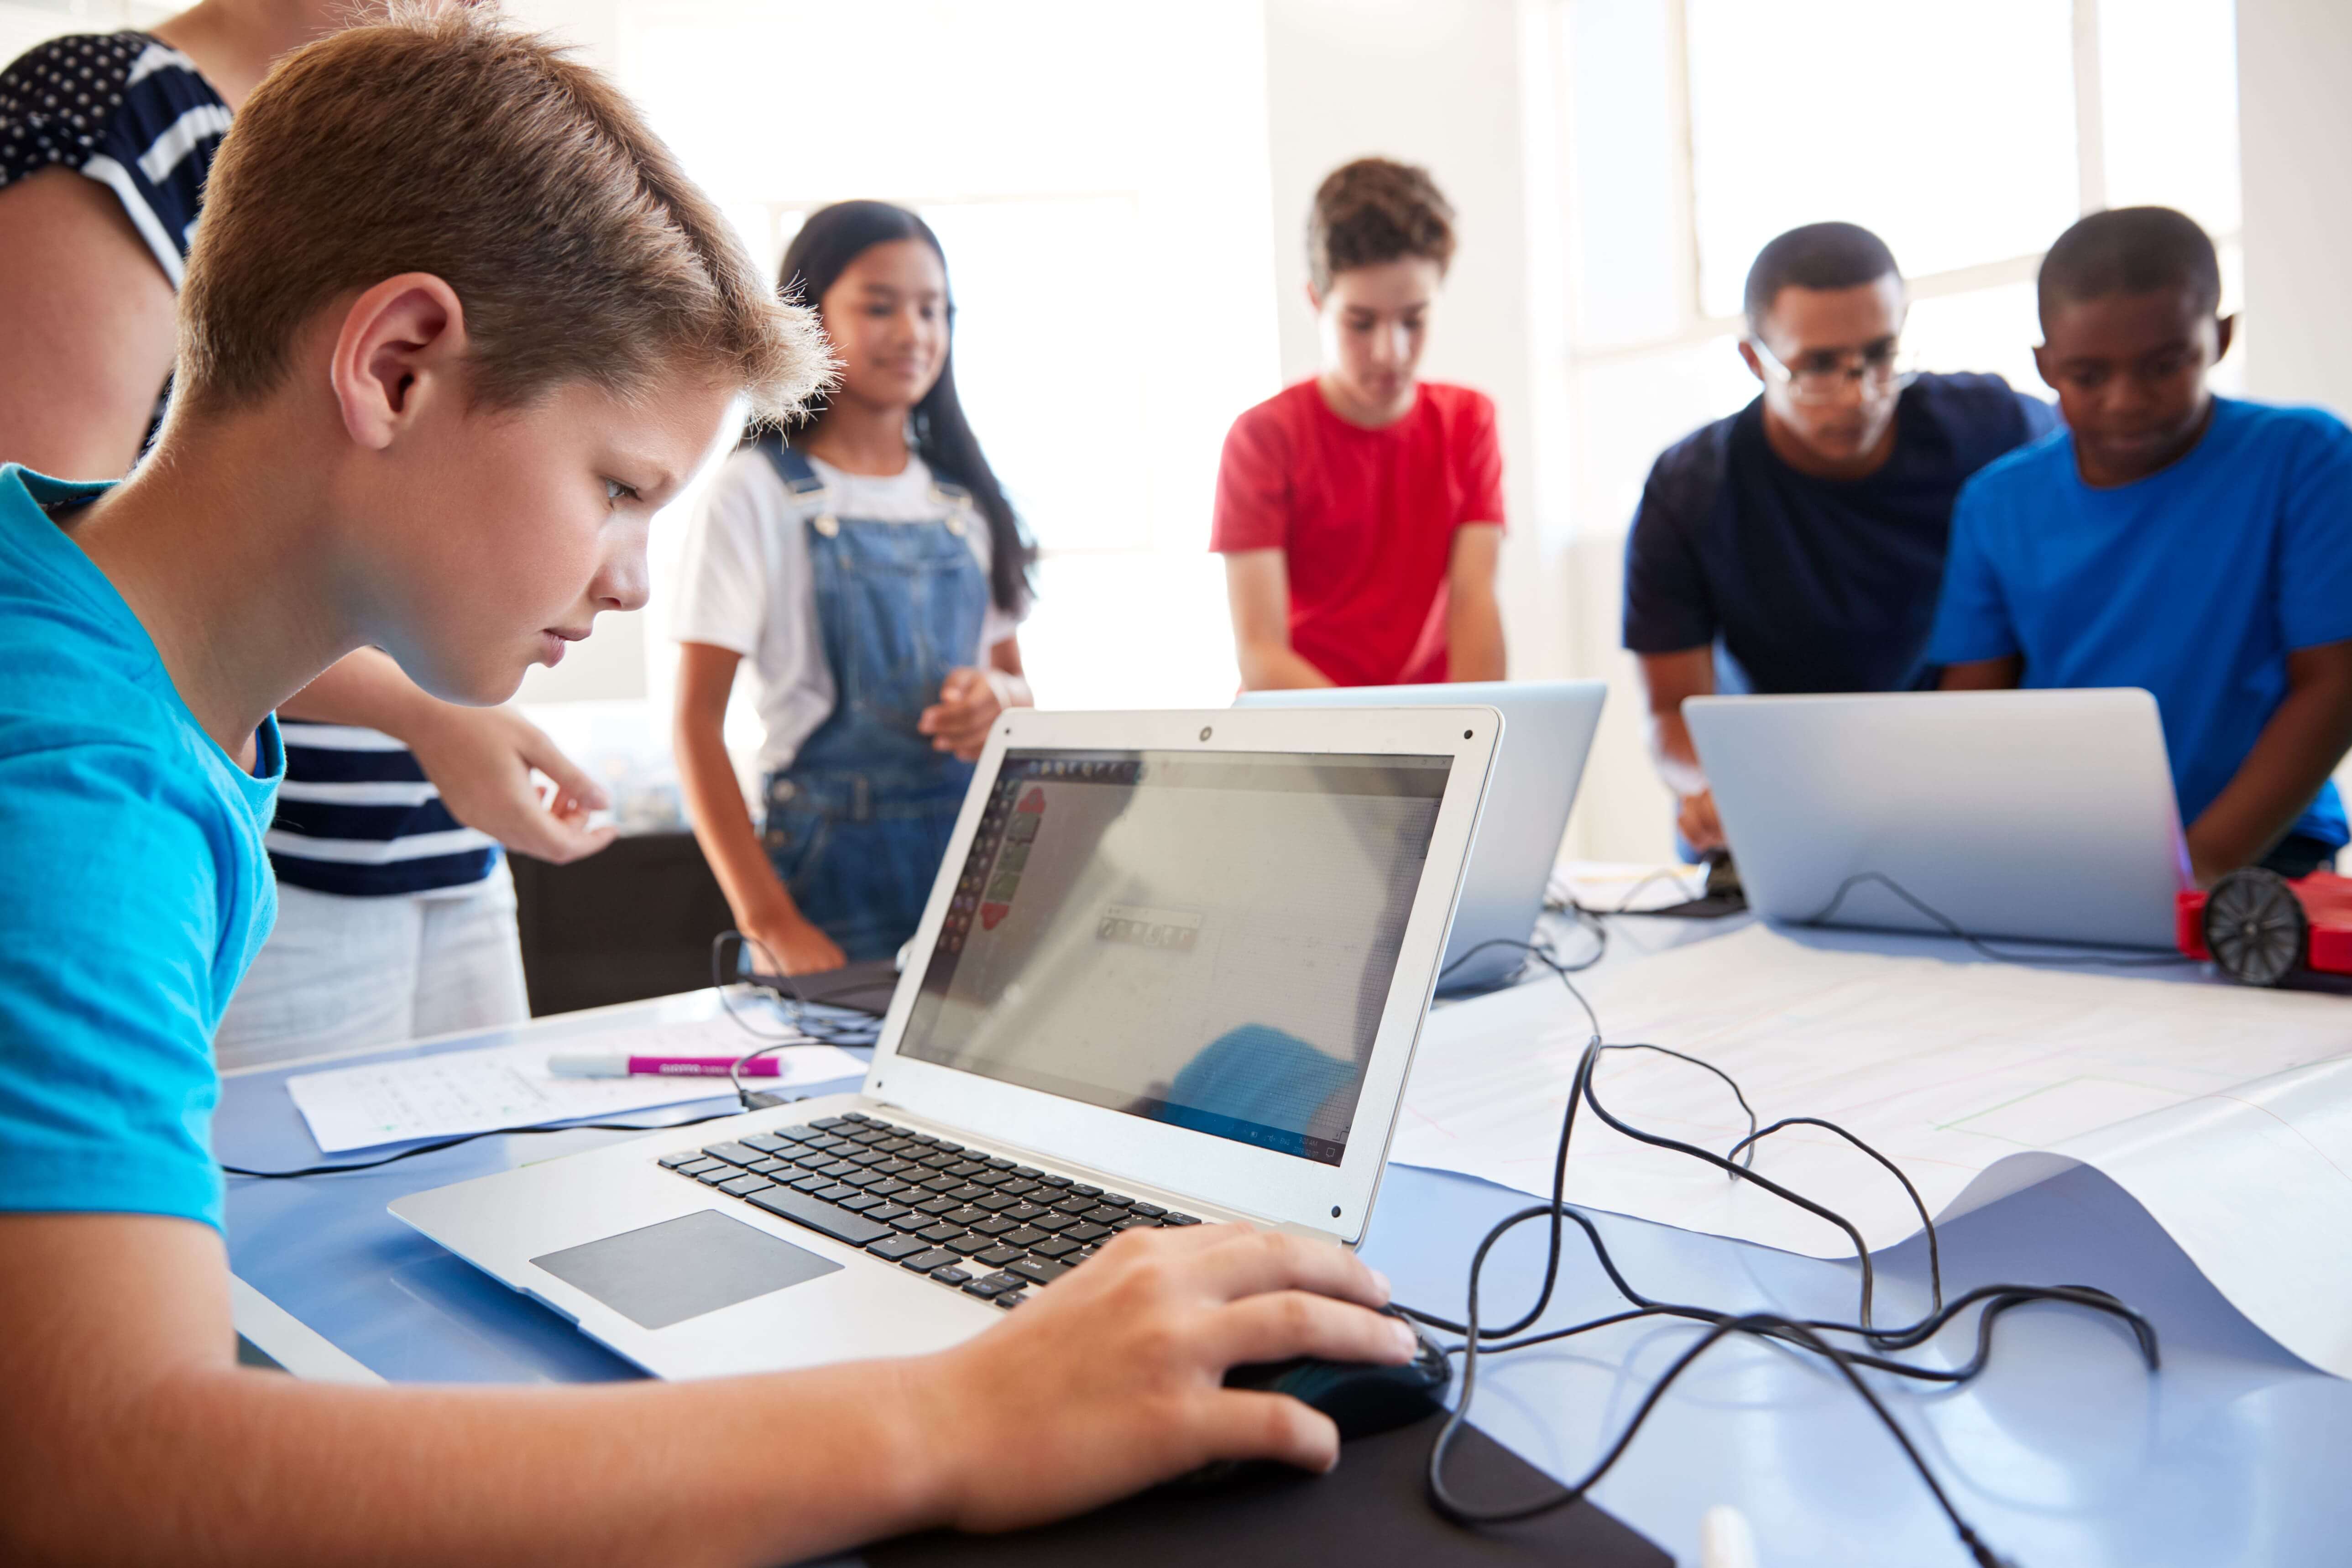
[
  {"left": 1396, "top": 939, "right": 2160, "bottom": 1568},
  {"left": 1808, "top": 872, "right": 2196, "bottom": 969}
]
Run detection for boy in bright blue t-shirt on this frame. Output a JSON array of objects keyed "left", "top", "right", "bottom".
[
  {"left": 0, "top": 470, "right": 284, "bottom": 1232},
  {"left": 1930, "top": 207, "right": 2352, "bottom": 884},
  {"left": 0, "top": 12, "right": 1408, "bottom": 1564}
]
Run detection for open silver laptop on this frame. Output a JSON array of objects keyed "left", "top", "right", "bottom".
[
  {"left": 1237, "top": 681, "right": 1606, "bottom": 989},
  {"left": 1687, "top": 689, "right": 2189, "bottom": 950},
  {"left": 392, "top": 706, "right": 1498, "bottom": 1380}
]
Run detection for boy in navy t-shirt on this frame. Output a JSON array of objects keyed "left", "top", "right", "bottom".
[
  {"left": 1932, "top": 207, "right": 2352, "bottom": 883},
  {"left": 1623, "top": 222, "right": 2055, "bottom": 854}
]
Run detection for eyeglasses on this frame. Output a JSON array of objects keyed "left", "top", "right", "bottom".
[{"left": 1749, "top": 336, "right": 1915, "bottom": 405}]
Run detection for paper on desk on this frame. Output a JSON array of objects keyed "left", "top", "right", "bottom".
[
  {"left": 1392, "top": 922, "right": 2352, "bottom": 1377},
  {"left": 1550, "top": 860, "right": 1711, "bottom": 915},
  {"left": 287, "top": 1017, "right": 867, "bottom": 1154}
]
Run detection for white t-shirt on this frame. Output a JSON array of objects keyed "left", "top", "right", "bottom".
[{"left": 673, "top": 449, "right": 1022, "bottom": 776}]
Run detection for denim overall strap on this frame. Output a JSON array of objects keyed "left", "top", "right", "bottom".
[{"left": 758, "top": 437, "right": 992, "bottom": 960}]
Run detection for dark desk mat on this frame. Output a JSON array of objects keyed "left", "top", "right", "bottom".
[
  {"left": 864, "top": 1416, "right": 1668, "bottom": 1567},
  {"left": 763, "top": 958, "right": 902, "bottom": 1016}
]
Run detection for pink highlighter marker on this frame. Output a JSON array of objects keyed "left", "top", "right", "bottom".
[{"left": 546, "top": 1051, "right": 782, "bottom": 1078}]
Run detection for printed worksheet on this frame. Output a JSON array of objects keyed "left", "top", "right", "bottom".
[{"left": 287, "top": 1018, "right": 866, "bottom": 1153}]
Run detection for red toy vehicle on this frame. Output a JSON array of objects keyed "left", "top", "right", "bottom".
[{"left": 2178, "top": 868, "right": 2352, "bottom": 986}]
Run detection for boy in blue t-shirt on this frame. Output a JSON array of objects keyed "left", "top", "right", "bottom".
[
  {"left": 0, "top": 13, "right": 1406, "bottom": 1563},
  {"left": 1930, "top": 207, "right": 2352, "bottom": 884}
]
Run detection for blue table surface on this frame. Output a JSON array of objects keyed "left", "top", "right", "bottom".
[{"left": 218, "top": 920, "right": 2352, "bottom": 1567}]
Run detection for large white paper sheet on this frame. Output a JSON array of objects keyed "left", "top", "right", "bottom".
[
  {"left": 287, "top": 1018, "right": 867, "bottom": 1153},
  {"left": 1392, "top": 923, "right": 2352, "bottom": 1375}
]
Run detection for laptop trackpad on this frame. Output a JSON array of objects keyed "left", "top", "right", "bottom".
[{"left": 531, "top": 1209, "right": 843, "bottom": 1330}]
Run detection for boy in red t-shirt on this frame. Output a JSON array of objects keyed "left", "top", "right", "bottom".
[{"left": 1213, "top": 157, "right": 1506, "bottom": 688}]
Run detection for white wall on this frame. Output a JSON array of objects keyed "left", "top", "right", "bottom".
[
  {"left": 2236, "top": 0, "right": 2352, "bottom": 418},
  {"left": 1263, "top": 0, "right": 1684, "bottom": 863},
  {"left": 1261, "top": 0, "right": 1570, "bottom": 660},
  {"left": 2237, "top": 0, "right": 2352, "bottom": 807}
]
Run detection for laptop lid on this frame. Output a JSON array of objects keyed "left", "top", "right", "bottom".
[
  {"left": 1234, "top": 681, "right": 1606, "bottom": 988},
  {"left": 860, "top": 706, "right": 1499, "bottom": 1246},
  {"left": 1687, "top": 689, "right": 2188, "bottom": 949}
]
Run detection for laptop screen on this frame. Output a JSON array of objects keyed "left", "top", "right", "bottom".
[{"left": 895, "top": 748, "right": 1452, "bottom": 1166}]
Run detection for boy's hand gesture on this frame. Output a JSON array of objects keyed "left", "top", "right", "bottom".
[{"left": 909, "top": 1223, "right": 1415, "bottom": 1531}]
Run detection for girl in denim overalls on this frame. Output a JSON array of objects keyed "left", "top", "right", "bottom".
[{"left": 674, "top": 201, "right": 1036, "bottom": 972}]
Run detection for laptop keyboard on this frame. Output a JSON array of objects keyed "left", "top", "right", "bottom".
[{"left": 657, "top": 1110, "right": 1201, "bottom": 1312}]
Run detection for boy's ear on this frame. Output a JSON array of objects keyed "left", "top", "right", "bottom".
[
  {"left": 2215, "top": 313, "right": 2237, "bottom": 365},
  {"left": 2031, "top": 340, "right": 2059, "bottom": 393},
  {"left": 1736, "top": 338, "right": 1765, "bottom": 385},
  {"left": 1306, "top": 282, "right": 1324, "bottom": 314},
  {"left": 329, "top": 273, "right": 470, "bottom": 451}
]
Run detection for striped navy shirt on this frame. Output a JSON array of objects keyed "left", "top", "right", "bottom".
[{"left": 1, "top": 32, "right": 497, "bottom": 898}]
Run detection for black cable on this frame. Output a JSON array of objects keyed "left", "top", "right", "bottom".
[
  {"left": 1399, "top": 937, "right": 2161, "bottom": 1565},
  {"left": 709, "top": 930, "right": 884, "bottom": 1052},
  {"left": 1809, "top": 872, "right": 2198, "bottom": 968},
  {"left": 1437, "top": 925, "right": 1605, "bottom": 993},
  {"left": 219, "top": 1108, "right": 745, "bottom": 1179}
]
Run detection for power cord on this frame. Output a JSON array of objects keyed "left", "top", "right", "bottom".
[
  {"left": 710, "top": 930, "right": 885, "bottom": 1051},
  {"left": 1398, "top": 938, "right": 2159, "bottom": 1567},
  {"left": 218, "top": 1108, "right": 746, "bottom": 1179},
  {"left": 1437, "top": 921, "right": 1606, "bottom": 992},
  {"left": 1808, "top": 872, "right": 2197, "bottom": 968}
]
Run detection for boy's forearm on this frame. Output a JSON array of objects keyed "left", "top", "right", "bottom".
[
  {"left": 21, "top": 1350, "right": 951, "bottom": 1566},
  {"left": 1445, "top": 587, "right": 1505, "bottom": 682},
  {"left": 0, "top": 1215, "right": 961, "bottom": 1568},
  {"left": 1636, "top": 649, "right": 1714, "bottom": 797},
  {"left": 1646, "top": 708, "right": 1707, "bottom": 799},
  {"left": 2185, "top": 648, "right": 2352, "bottom": 882}
]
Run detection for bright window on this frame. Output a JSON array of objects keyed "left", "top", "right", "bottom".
[
  {"left": 1559, "top": 0, "right": 2242, "bottom": 548},
  {"left": 519, "top": 0, "right": 1276, "bottom": 784}
]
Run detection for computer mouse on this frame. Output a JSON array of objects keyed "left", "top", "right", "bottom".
[
  {"left": 1221, "top": 1308, "right": 1453, "bottom": 1441},
  {"left": 1165, "top": 1310, "right": 1450, "bottom": 1490}
]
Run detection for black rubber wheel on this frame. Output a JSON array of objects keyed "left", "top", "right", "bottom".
[{"left": 2204, "top": 867, "right": 2308, "bottom": 986}]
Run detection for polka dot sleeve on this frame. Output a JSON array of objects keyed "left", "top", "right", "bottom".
[
  {"left": 0, "top": 31, "right": 230, "bottom": 285},
  {"left": 0, "top": 31, "right": 151, "bottom": 190}
]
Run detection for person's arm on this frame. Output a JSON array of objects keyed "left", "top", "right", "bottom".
[
  {"left": 0, "top": 1212, "right": 1411, "bottom": 1568},
  {"left": 1637, "top": 648, "right": 1725, "bottom": 853},
  {"left": 1621, "top": 444, "right": 1733, "bottom": 856},
  {"left": 673, "top": 639, "right": 844, "bottom": 974},
  {"left": 1223, "top": 549, "right": 1333, "bottom": 690},
  {"left": 0, "top": 167, "right": 180, "bottom": 479},
  {"left": 280, "top": 648, "right": 614, "bottom": 865},
  {"left": 1444, "top": 524, "right": 1505, "bottom": 682},
  {"left": 2183, "top": 640, "right": 2352, "bottom": 883},
  {"left": 918, "top": 634, "right": 1034, "bottom": 763},
  {"left": 1938, "top": 657, "right": 2023, "bottom": 690}
]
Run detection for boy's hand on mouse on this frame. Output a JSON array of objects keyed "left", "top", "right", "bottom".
[
  {"left": 917, "top": 668, "right": 1012, "bottom": 762},
  {"left": 903, "top": 1223, "right": 1415, "bottom": 1532}
]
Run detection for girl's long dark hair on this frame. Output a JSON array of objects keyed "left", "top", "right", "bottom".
[{"left": 768, "top": 199, "right": 1036, "bottom": 616}]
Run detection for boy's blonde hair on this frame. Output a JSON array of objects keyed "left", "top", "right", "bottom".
[{"left": 178, "top": 5, "right": 825, "bottom": 424}]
